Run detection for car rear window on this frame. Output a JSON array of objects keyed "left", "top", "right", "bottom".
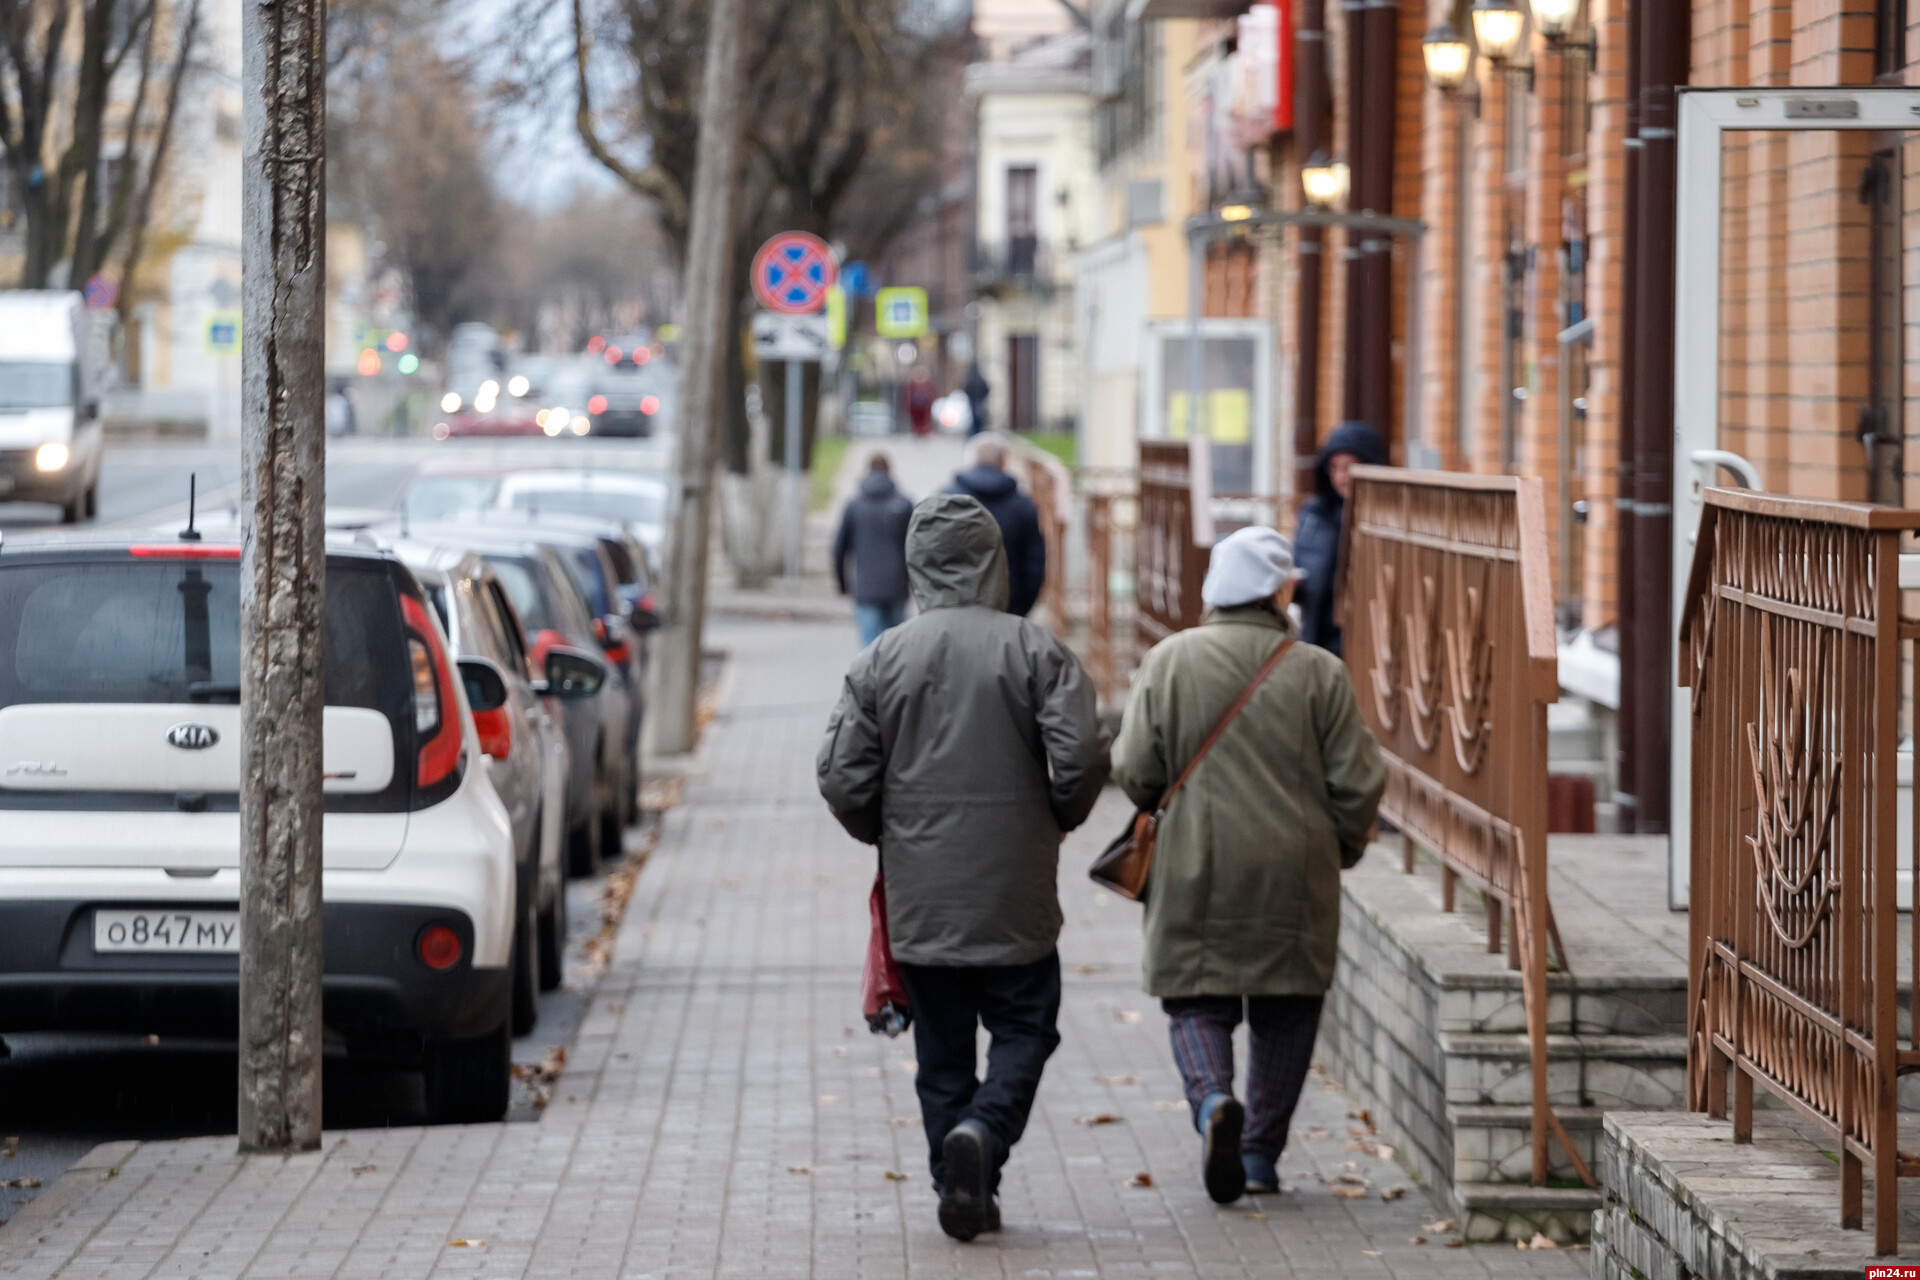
[
  {"left": 505, "top": 486, "right": 664, "bottom": 527},
  {"left": 0, "top": 556, "right": 405, "bottom": 712},
  {"left": 563, "top": 547, "right": 611, "bottom": 616}
]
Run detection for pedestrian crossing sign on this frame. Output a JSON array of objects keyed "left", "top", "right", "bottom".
[
  {"left": 875, "top": 287, "right": 928, "bottom": 339},
  {"left": 205, "top": 311, "right": 241, "bottom": 356}
]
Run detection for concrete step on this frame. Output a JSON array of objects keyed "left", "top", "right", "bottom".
[
  {"left": 1449, "top": 1103, "right": 1605, "bottom": 1186},
  {"left": 1455, "top": 1181, "right": 1604, "bottom": 1245},
  {"left": 1440, "top": 1032, "right": 1688, "bottom": 1110}
]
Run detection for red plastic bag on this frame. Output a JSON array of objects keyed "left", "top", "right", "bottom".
[{"left": 862, "top": 873, "right": 912, "bottom": 1037}]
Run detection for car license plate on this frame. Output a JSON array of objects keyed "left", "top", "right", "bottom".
[
  {"left": 93, "top": 909, "right": 239, "bottom": 954},
  {"left": 0, "top": 475, "right": 13, "bottom": 496}
]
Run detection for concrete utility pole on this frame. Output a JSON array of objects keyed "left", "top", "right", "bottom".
[
  {"left": 237, "top": 0, "right": 327, "bottom": 1152},
  {"left": 653, "top": 0, "right": 748, "bottom": 755}
]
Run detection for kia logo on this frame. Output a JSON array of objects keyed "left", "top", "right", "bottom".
[{"left": 166, "top": 723, "right": 219, "bottom": 751}]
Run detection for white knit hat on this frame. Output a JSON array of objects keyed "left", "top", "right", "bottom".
[{"left": 1201, "top": 526, "right": 1302, "bottom": 609}]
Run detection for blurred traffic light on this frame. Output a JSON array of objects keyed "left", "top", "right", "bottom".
[
  {"left": 398, "top": 353, "right": 420, "bottom": 374},
  {"left": 385, "top": 331, "right": 409, "bottom": 353},
  {"left": 357, "top": 349, "right": 381, "bottom": 376}
]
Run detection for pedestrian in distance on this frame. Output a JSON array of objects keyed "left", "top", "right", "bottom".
[
  {"left": 818, "top": 493, "right": 1108, "bottom": 1242},
  {"left": 832, "top": 452, "right": 915, "bottom": 647},
  {"left": 1108, "top": 526, "right": 1385, "bottom": 1205},
  {"left": 907, "top": 366, "right": 937, "bottom": 438},
  {"left": 1291, "top": 419, "right": 1386, "bottom": 657},
  {"left": 945, "top": 432, "right": 1046, "bottom": 618},
  {"left": 963, "top": 363, "right": 990, "bottom": 437}
]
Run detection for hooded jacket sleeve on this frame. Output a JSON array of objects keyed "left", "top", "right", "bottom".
[
  {"left": 831, "top": 505, "right": 855, "bottom": 596},
  {"left": 1315, "top": 661, "right": 1386, "bottom": 868},
  {"left": 817, "top": 659, "right": 885, "bottom": 844},
  {"left": 1033, "top": 634, "right": 1108, "bottom": 832}
]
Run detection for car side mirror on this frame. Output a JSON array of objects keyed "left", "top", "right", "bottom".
[
  {"left": 457, "top": 658, "right": 510, "bottom": 713},
  {"left": 85, "top": 398, "right": 100, "bottom": 421},
  {"left": 630, "top": 604, "right": 661, "bottom": 632},
  {"left": 536, "top": 646, "right": 606, "bottom": 700}
]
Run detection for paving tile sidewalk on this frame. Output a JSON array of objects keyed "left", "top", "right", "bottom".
[{"left": 0, "top": 617, "right": 1586, "bottom": 1279}]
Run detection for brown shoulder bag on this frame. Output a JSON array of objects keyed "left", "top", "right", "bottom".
[{"left": 1088, "top": 639, "right": 1295, "bottom": 902}]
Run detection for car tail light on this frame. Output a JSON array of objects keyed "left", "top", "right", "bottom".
[
  {"left": 129, "top": 545, "right": 242, "bottom": 559},
  {"left": 473, "top": 706, "right": 513, "bottom": 758},
  {"left": 605, "top": 639, "right": 631, "bottom": 665},
  {"left": 634, "top": 347, "right": 651, "bottom": 365},
  {"left": 529, "top": 627, "right": 567, "bottom": 675},
  {"left": 588, "top": 394, "right": 608, "bottom": 415},
  {"left": 418, "top": 925, "right": 462, "bottom": 970},
  {"left": 400, "top": 594, "right": 464, "bottom": 790},
  {"left": 640, "top": 395, "right": 660, "bottom": 415}
]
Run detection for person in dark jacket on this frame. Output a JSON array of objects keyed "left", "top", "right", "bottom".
[
  {"left": 945, "top": 433, "right": 1046, "bottom": 617},
  {"left": 832, "top": 453, "right": 915, "bottom": 646},
  {"left": 817, "top": 494, "right": 1107, "bottom": 1242},
  {"left": 1292, "top": 420, "right": 1387, "bottom": 656},
  {"left": 963, "top": 364, "right": 990, "bottom": 437}
]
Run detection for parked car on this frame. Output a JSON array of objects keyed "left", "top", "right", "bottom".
[
  {"left": 389, "top": 522, "right": 634, "bottom": 876},
  {"left": 493, "top": 470, "right": 671, "bottom": 569},
  {"left": 397, "top": 547, "right": 577, "bottom": 1034},
  {"left": 0, "top": 532, "right": 601, "bottom": 1123},
  {"left": 0, "top": 291, "right": 110, "bottom": 523},
  {"left": 396, "top": 467, "right": 507, "bottom": 525}
]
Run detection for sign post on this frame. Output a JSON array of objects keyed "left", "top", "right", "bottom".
[{"left": 751, "top": 233, "right": 837, "bottom": 582}]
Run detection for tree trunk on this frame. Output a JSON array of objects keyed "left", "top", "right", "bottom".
[
  {"left": 237, "top": 0, "right": 326, "bottom": 1153},
  {"left": 651, "top": 0, "right": 748, "bottom": 756}
]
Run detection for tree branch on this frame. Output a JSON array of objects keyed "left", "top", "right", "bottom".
[{"left": 572, "top": 0, "right": 685, "bottom": 224}]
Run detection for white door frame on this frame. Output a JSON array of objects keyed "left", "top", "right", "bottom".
[{"left": 1670, "top": 87, "right": 1920, "bottom": 909}]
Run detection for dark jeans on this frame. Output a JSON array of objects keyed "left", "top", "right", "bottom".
[
  {"left": 1162, "top": 994, "right": 1324, "bottom": 1161},
  {"left": 897, "top": 951, "right": 1062, "bottom": 1192}
]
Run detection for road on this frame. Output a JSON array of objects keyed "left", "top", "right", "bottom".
[{"left": 0, "top": 433, "right": 675, "bottom": 1226}]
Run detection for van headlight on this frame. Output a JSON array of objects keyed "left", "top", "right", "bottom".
[{"left": 34, "top": 442, "right": 69, "bottom": 472}]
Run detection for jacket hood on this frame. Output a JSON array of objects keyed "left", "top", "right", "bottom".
[
  {"left": 906, "top": 494, "right": 1009, "bottom": 612},
  {"left": 1313, "top": 420, "right": 1388, "bottom": 505},
  {"left": 951, "top": 465, "right": 1020, "bottom": 501},
  {"left": 858, "top": 471, "right": 901, "bottom": 500}
]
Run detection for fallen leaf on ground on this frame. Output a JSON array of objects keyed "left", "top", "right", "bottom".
[
  {"left": 787, "top": 1166, "right": 825, "bottom": 1175},
  {"left": 1076, "top": 1114, "right": 1123, "bottom": 1127},
  {"left": 1331, "top": 1186, "right": 1369, "bottom": 1200},
  {"left": 1380, "top": 1186, "right": 1406, "bottom": 1201},
  {"left": 1422, "top": 1218, "right": 1455, "bottom": 1233},
  {"left": 1522, "top": 1232, "right": 1558, "bottom": 1250},
  {"left": 831, "top": 1045, "right": 849, "bottom": 1057},
  {"left": 1125, "top": 1172, "right": 1154, "bottom": 1188},
  {"left": 1070, "top": 963, "right": 1107, "bottom": 975},
  {"left": 1114, "top": 1009, "right": 1143, "bottom": 1024},
  {"left": 1303, "top": 1126, "right": 1332, "bottom": 1140},
  {"left": 446, "top": 1239, "right": 484, "bottom": 1248},
  {"left": 1348, "top": 1109, "right": 1373, "bottom": 1126},
  {"left": 1153, "top": 1100, "right": 1186, "bottom": 1111},
  {"left": 1375, "top": 1144, "right": 1396, "bottom": 1161},
  {"left": 1409, "top": 1236, "right": 1427, "bottom": 1246},
  {"left": 1445, "top": 1240, "right": 1465, "bottom": 1249},
  {"left": 818, "top": 1095, "right": 840, "bottom": 1105},
  {"left": 899, "top": 1060, "right": 917, "bottom": 1074},
  {"left": 1329, "top": 1172, "right": 1369, "bottom": 1187},
  {"left": 1094, "top": 1074, "right": 1139, "bottom": 1086},
  {"left": 351, "top": 1164, "right": 376, "bottom": 1175},
  {"left": 0, "top": 1177, "right": 41, "bottom": 1189},
  {"left": 1361, "top": 1250, "right": 1382, "bottom": 1258},
  {"left": 882, "top": 1171, "right": 910, "bottom": 1181},
  {"left": 889, "top": 1116, "right": 920, "bottom": 1128}
]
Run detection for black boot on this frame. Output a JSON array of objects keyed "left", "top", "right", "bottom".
[{"left": 938, "top": 1120, "right": 992, "bottom": 1241}]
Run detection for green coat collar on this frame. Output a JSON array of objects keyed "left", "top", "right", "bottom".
[{"left": 1203, "top": 604, "right": 1292, "bottom": 634}]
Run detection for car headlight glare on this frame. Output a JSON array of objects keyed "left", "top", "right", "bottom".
[{"left": 34, "top": 441, "right": 69, "bottom": 472}]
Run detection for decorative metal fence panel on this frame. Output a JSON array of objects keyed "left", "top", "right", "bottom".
[
  {"left": 1680, "top": 489, "right": 1920, "bottom": 1255},
  {"left": 1137, "top": 442, "right": 1209, "bottom": 642},
  {"left": 1084, "top": 483, "right": 1138, "bottom": 706},
  {"left": 1339, "top": 467, "right": 1583, "bottom": 1188}
]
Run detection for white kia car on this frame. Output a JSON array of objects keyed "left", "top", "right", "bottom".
[{"left": 0, "top": 531, "right": 603, "bottom": 1122}]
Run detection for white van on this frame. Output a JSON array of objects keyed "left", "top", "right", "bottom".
[{"left": 0, "top": 291, "right": 107, "bottom": 522}]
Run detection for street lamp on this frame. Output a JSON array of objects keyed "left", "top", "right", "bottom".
[
  {"left": 1470, "top": 0, "right": 1526, "bottom": 63},
  {"left": 1301, "top": 152, "right": 1351, "bottom": 210},
  {"left": 1422, "top": 23, "right": 1473, "bottom": 91},
  {"left": 1528, "top": 0, "right": 1580, "bottom": 41}
]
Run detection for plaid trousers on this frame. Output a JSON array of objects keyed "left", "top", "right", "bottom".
[{"left": 1163, "top": 994, "right": 1325, "bottom": 1161}]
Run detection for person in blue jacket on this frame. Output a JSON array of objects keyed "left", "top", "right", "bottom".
[
  {"left": 1292, "top": 421, "right": 1387, "bottom": 657},
  {"left": 945, "top": 433, "right": 1046, "bottom": 617}
]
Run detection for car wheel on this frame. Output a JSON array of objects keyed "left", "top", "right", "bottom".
[
  {"left": 599, "top": 791, "right": 624, "bottom": 858},
  {"left": 84, "top": 483, "right": 98, "bottom": 520},
  {"left": 511, "top": 891, "right": 539, "bottom": 1036},
  {"left": 422, "top": 1019, "right": 510, "bottom": 1125},
  {"left": 567, "top": 809, "right": 601, "bottom": 878},
  {"left": 537, "top": 877, "right": 566, "bottom": 992},
  {"left": 59, "top": 493, "right": 82, "bottom": 524}
]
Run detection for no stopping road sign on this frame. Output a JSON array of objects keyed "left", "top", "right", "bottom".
[{"left": 752, "top": 231, "right": 836, "bottom": 315}]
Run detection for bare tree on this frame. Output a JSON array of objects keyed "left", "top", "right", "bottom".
[{"left": 0, "top": 0, "right": 205, "bottom": 289}]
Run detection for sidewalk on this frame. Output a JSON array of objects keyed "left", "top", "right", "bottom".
[{"left": 0, "top": 616, "right": 1587, "bottom": 1279}]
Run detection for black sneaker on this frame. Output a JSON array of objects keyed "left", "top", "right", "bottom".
[
  {"left": 939, "top": 1121, "right": 992, "bottom": 1241},
  {"left": 1201, "top": 1094, "right": 1246, "bottom": 1204}
]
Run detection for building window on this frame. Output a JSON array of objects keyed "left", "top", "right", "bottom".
[
  {"left": 1007, "top": 165, "right": 1038, "bottom": 274},
  {"left": 1008, "top": 333, "right": 1039, "bottom": 432}
]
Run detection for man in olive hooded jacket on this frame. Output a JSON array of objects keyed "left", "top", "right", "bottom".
[{"left": 818, "top": 493, "right": 1107, "bottom": 1242}]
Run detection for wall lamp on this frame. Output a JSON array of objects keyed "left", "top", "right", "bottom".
[
  {"left": 1470, "top": 0, "right": 1526, "bottom": 63},
  {"left": 1301, "top": 152, "right": 1351, "bottom": 210},
  {"left": 1422, "top": 23, "right": 1473, "bottom": 91},
  {"left": 1528, "top": 0, "right": 1580, "bottom": 42}
]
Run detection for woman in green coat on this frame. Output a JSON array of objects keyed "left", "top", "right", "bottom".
[{"left": 1109, "top": 526, "right": 1385, "bottom": 1205}]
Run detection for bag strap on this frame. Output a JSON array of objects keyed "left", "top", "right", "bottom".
[{"left": 1154, "top": 638, "right": 1295, "bottom": 816}]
